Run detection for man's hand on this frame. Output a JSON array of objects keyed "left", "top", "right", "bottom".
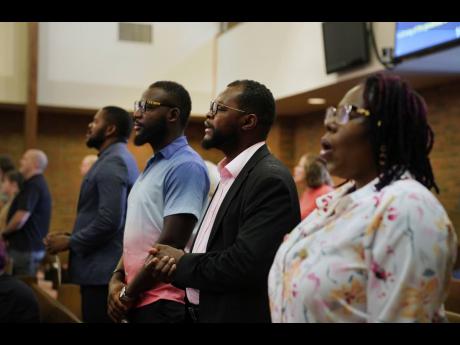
[
  {"left": 44, "top": 234, "right": 70, "bottom": 254},
  {"left": 143, "top": 255, "right": 177, "bottom": 283},
  {"left": 146, "top": 244, "right": 184, "bottom": 283},
  {"left": 107, "top": 280, "right": 130, "bottom": 323},
  {"left": 149, "top": 244, "right": 185, "bottom": 263}
]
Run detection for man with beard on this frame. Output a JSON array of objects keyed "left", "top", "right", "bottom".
[
  {"left": 145, "top": 80, "right": 301, "bottom": 322},
  {"left": 44, "top": 106, "right": 139, "bottom": 323},
  {"left": 107, "top": 81, "right": 209, "bottom": 323}
]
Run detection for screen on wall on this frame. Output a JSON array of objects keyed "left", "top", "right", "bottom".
[
  {"left": 394, "top": 22, "right": 460, "bottom": 59},
  {"left": 322, "top": 22, "right": 369, "bottom": 74}
]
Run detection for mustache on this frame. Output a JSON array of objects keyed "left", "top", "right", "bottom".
[{"left": 204, "top": 120, "right": 214, "bottom": 130}]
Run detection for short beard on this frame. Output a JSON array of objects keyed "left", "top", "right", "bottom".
[
  {"left": 134, "top": 116, "right": 167, "bottom": 147},
  {"left": 201, "top": 128, "right": 236, "bottom": 150},
  {"left": 86, "top": 129, "right": 106, "bottom": 150}
]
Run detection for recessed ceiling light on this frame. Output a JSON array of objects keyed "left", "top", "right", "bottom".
[{"left": 307, "top": 98, "right": 326, "bottom": 105}]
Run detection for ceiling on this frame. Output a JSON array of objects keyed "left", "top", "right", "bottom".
[{"left": 276, "top": 44, "right": 460, "bottom": 117}]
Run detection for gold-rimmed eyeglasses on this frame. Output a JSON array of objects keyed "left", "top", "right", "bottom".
[
  {"left": 208, "top": 100, "right": 248, "bottom": 117},
  {"left": 324, "top": 104, "right": 371, "bottom": 125},
  {"left": 134, "top": 100, "right": 177, "bottom": 113}
]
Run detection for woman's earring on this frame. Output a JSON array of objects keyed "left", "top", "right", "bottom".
[{"left": 379, "top": 145, "right": 387, "bottom": 167}]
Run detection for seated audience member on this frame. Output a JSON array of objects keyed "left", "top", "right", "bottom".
[
  {"left": 0, "top": 239, "right": 40, "bottom": 322},
  {"left": 268, "top": 73, "right": 457, "bottom": 322},
  {"left": 0, "top": 170, "right": 24, "bottom": 230},
  {"left": 293, "top": 153, "right": 333, "bottom": 220}
]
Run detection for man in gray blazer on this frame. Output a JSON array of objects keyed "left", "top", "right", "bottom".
[{"left": 45, "top": 106, "right": 139, "bottom": 323}]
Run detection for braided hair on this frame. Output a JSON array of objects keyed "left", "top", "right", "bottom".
[{"left": 362, "top": 73, "right": 438, "bottom": 193}]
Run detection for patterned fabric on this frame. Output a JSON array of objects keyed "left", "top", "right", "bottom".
[{"left": 268, "top": 172, "right": 457, "bottom": 322}]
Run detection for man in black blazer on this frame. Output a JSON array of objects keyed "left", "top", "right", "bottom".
[
  {"left": 147, "top": 80, "right": 300, "bottom": 322},
  {"left": 44, "top": 106, "right": 139, "bottom": 323}
]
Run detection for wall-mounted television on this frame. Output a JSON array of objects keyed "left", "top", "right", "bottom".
[
  {"left": 322, "top": 22, "right": 369, "bottom": 74},
  {"left": 394, "top": 22, "right": 460, "bottom": 60}
]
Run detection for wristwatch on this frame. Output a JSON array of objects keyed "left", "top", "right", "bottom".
[{"left": 119, "top": 285, "right": 135, "bottom": 303}]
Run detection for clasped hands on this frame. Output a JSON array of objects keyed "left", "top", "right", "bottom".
[
  {"left": 107, "top": 244, "right": 185, "bottom": 323},
  {"left": 43, "top": 232, "right": 71, "bottom": 255},
  {"left": 144, "top": 243, "right": 185, "bottom": 280}
]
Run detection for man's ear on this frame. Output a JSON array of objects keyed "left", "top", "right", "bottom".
[
  {"left": 167, "top": 107, "right": 180, "bottom": 123},
  {"left": 105, "top": 124, "right": 117, "bottom": 137},
  {"left": 241, "top": 113, "right": 258, "bottom": 131}
]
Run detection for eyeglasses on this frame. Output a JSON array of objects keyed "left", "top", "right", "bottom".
[
  {"left": 134, "top": 100, "right": 177, "bottom": 113},
  {"left": 324, "top": 104, "right": 371, "bottom": 126},
  {"left": 208, "top": 100, "right": 248, "bottom": 117}
]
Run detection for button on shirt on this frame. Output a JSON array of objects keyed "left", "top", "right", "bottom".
[
  {"left": 187, "top": 141, "right": 265, "bottom": 305},
  {"left": 123, "top": 136, "right": 209, "bottom": 308}
]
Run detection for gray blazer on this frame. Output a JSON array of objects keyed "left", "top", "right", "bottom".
[{"left": 69, "top": 141, "right": 139, "bottom": 285}]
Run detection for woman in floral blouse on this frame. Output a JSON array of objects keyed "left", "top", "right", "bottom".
[{"left": 268, "top": 73, "right": 457, "bottom": 322}]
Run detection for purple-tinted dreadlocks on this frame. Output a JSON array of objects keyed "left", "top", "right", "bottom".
[{"left": 363, "top": 73, "right": 439, "bottom": 193}]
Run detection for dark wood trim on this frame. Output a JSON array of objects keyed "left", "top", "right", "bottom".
[
  {"left": 25, "top": 22, "right": 39, "bottom": 149},
  {"left": 38, "top": 105, "right": 96, "bottom": 117}
]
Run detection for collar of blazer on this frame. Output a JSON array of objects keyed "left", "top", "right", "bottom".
[{"left": 204, "top": 144, "right": 270, "bottom": 250}]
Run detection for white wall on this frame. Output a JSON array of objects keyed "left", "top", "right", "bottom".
[
  {"left": 216, "top": 22, "right": 395, "bottom": 99},
  {"left": 38, "top": 22, "right": 220, "bottom": 115},
  {"left": 0, "top": 22, "right": 27, "bottom": 104},
  {"left": 33, "top": 22, "right": 397, "bottom": 112}
]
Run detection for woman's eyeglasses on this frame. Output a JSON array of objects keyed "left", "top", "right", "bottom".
[{"left": 324, "top": 104, "right": 370, "bottom": 125}]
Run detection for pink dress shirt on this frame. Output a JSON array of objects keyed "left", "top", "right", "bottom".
[{"left": 186, "top": 141, "right": 266, "bottom": 304}]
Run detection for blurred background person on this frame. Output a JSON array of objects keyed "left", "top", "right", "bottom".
[
  {"left": 45, "top": 106, "right": 139, "bottom": 323},
  {"left": 0, "top": 170, "right": 24, "bottom": 231},
  {"left": 293, "top": 153, "right": 333, "bottom": 220},
  {"left": 0, "top": 155, "right": 15, "bottom": 211},
  {"left": 79, "top": 154, "right": 98, "bottom": 176},
  {"left": 2, "top": 149, "right": 51, "bottom": 277}
]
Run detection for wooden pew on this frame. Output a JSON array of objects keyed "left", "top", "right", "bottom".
[
  {"left": 18, "top": 277, "right": 81, "bottom": 323},
  {"left": 445, "top": 278, "right": 460, "bottom": 313},
  {"left": 57, "top": 284, "right": 82, "bottom": 320},
  {"left": 446, "top": 310, "right": 460, "bottom": 323},
  {"left": 30, "top": 283, "right": 81, "bottom": 323}
]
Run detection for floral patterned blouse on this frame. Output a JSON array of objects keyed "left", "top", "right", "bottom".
[{"left": 268, "top": 173, "right": 457, "bottom": 322}]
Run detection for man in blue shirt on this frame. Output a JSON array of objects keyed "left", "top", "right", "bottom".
[
  {"left": 107, "top": 81, "right": 209, "bottom": 323},
  {"left": 45, "top": 106, "right": 139, "bottom": 323}
]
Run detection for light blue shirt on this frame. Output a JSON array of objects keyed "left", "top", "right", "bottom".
[{"left": 123, "top": 136, "right": 210, "bottom": 284}]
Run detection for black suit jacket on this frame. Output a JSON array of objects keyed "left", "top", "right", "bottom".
[{"left": 173, "top": 145, "right": 300, "bottom": 322}]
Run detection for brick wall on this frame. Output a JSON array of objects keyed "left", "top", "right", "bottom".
[
  {"left": 1, "top": 79, "right": 459, "bottom": 249},
  {"left": 289, "top": 80, "right": 460, "bottom": 237},
  {"left": 420, "top": 81, "right": 460, "bottom": 237}
]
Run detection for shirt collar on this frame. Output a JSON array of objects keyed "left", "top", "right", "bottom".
[
  {"left": 98, "top": 141, "right": 126, "bottom": 158},
  {"left": 144, "top": 136, "right": 188, "bottom": 172},
  {"left": 158, "top": 136, "right": 188, "bottom": 160},
  {"left": 315, "top": 170, "right": 414, "bottom": 215},
  {"left": 217, "top": 141, "right": 265, "bottom": 180}
]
